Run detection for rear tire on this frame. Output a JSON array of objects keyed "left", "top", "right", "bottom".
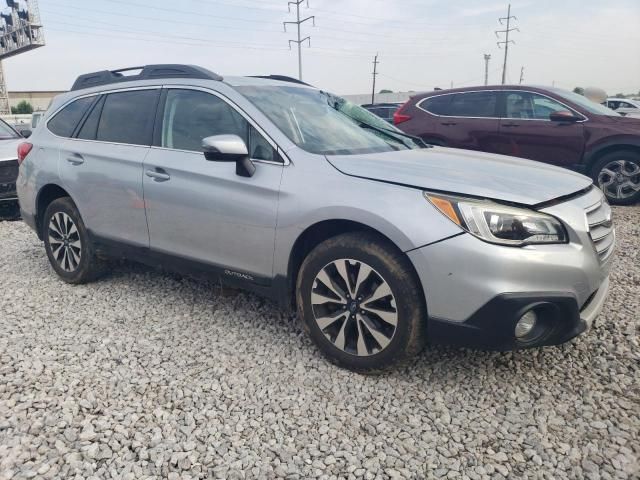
[
  {"left": 296, "top": 232, "right": 427, "bottom": 373},
  {"left": 591, "top": 150, "right": 640, "bottom": 205},
  {"left": 43, "top": 197, "right": 104, "bottom": 284}
]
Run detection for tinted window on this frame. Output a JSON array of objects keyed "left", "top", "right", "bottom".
[
  {"left": 97, "top": 90, "right": 159, "bottom": 146},
  {"left": 422, "top": 95, "right": 452, "bottom": 115},
  {"left": 448, "top": 92, "right": 497, "bottom": 117},
  {"left": 162, "top": 89, "right": 247, "bottom": 152},
  {"left": 48, "top": 96, "right": 95, "bottom": 137},
  {"left": 504, "top": 92, "right": 567, "bottom": 120},
  {"left": 161, "top": 89, "right": 276, "bottom": 161},
  {"left": 77, "top": 96, "right": 104, "bottom": 140}
]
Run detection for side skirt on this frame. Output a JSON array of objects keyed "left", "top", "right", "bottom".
[{"left": 89, "top": 233, "right": 292, "bottom": 309}]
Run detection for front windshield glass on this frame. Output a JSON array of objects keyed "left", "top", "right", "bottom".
[
  {"left": 236, "top": 85, "right": 421, "bottom": 155},
  {"left": 550, "top": 88, "right": 620, "bottom": 116},
  {"left": 0, "top": 119, "right": 19, "bottom": 139}
]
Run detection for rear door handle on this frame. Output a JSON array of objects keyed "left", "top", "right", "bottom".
[
  {"left": 145, "top": 168, "right": 171, "bottom": 182},
  {"left": 502, "top": 122, "right": 520, "bottom": 127},
  {"left": 441, "top": 121, "right": 457, "bottom": 126},
  {"left": 66, "top": 153, "right": 84, "bottom": 165}
]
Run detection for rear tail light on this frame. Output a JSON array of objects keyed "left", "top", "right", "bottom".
[
  {"left": 393, "top": 102, "right": 412, "bottom": 125},
  {"left": 17, "top": 142, "right": 33, "bottom": 165}
]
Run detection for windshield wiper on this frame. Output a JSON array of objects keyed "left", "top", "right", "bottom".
[
  {"left": 322, "top": 91, "right": 431, "bottom": 149},
  {"left": 359, "top": 122, "right": 431, "bottom": 149}
]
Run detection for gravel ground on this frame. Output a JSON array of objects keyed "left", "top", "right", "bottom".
[{"left": 0, "top": 207, "right": 638, "bottom": 480}]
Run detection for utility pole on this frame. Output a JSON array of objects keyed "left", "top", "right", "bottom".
[
  {"left": 484, "top": 54, "right": 491, "bottom": 86},
  {"left": 284, "top": 0, "right": 315, "bottom": 81},
  {"left": 496, "top": 4, "right": 519, "bottom": 85},
  {"left": 371, "top": 53, "right": 379, "bottom": 104},
  {"left": 519, "top": 66, "right": 524, "bottom": 84}
]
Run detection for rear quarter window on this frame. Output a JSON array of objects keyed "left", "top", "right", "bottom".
[
  {"left": 420, "top": 95, "right": 453, "bottom": 116},
  {"left": 47, "top": 96, "right": 95, "bottom": 137}
]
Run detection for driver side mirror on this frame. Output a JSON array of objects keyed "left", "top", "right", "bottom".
[
  {"left": 202, "top": 135, "right": 256, "bottom": 178},
  {"left": 549, "top": 111, "right": 580, "bottom": 123}
]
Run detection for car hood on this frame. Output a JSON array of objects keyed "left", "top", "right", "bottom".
[
  {"left": 0, "top": 138, "right": 22, "bottom": 162},
  {"left": 326, "top": 147, "right": 593, "bottom": 206}
]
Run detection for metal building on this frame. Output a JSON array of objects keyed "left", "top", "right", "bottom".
[{"left": 0, "top": 0, "right": 45, "bottom": 114}]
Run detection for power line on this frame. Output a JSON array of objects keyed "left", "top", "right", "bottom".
[
  {"left": 495, "top": 3, "right": 519, "bottom": 85},
  {"left": 283, "top": 0, "right": 315, "bottom": 80},
  {"left": 519, "top": 66, "right": 524, "bottom": 84}
]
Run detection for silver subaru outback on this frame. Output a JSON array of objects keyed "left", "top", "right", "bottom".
[{"left": 17, "top": 65, "right": 614, "bottom": 372}]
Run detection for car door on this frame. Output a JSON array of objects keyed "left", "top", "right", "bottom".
[
  {"left": 58, "top": 88, "right": 160, "bottom": 247},
  {"left": 497, "top": 91, "right": 585, "bottom": 169},
  {"left": 143, "top": 87, "right": 284, "bottom": 281},
  {"left": 426, "top": 91, "right": 501, "bottom": 153}
]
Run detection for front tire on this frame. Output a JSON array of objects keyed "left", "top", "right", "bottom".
[
  {"left": 296, "top": 232, "right": 427, "bottom": 373},
  {"left": 591, "top": 150, "right": 640, "bottom": 205},
  {"left": 43, "top": 197, "right": 104, "bottom": 284}
]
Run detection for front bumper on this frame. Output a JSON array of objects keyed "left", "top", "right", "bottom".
[
  {"left": 0, "top": 159, "right": 19, "bottom": 210},
  {"left": 426, "top": 277, "right": 609, "bottom": 350},
  {"left": 408, "top": 208, "right": 612, "bottom": 351}
]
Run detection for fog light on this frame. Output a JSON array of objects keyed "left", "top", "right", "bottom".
[{"left": 515, "top": 310, "right": 538, "bottom": 339}]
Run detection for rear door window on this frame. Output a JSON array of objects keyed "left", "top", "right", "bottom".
[
  {"left": 96, "top": 90, "right": 159, "bottom": 146},
  {"left": 448, "top": 92, "right": 497, "bottom": 118},
  {"left": 48, "top": 96, "right": 95, "bottom": 137},
  {"left": 76, "top": 96, "right": 105, "bottom": 140}
]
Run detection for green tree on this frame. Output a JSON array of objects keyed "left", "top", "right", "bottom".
[
  {"left": 573, "top": 87, "right": 585, "bottom": 95},
  {"left": 614, "top": 93, "right": 626, "bottom": 98},
  {"left": 11, "top": 100, "right": 34, "bottom": 114},
  {"left": 379, "top": 89, "right": 393, "bottom": 94}
]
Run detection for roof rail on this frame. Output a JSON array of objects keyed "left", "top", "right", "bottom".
[
  {"left": 70, "top": 64, "right": 223, "bottom": 91},
  {"left": 249, "top": 75, "right": 312, "bottom": 87}
]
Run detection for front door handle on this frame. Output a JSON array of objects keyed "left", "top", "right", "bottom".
[
  {"left": 441, "top": 121, "right": 457, "bottom": 126},
  {"left": 66, "top": 153, "right": 84, "bottom": 165},
  {"left": 502, "top": 122, "right": 520, "bottom": 127},
  {"left": 145, "top": 168, "right": 171, "bottom": 182}
]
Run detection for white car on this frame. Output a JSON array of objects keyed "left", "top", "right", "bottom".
[{"left": 604, "top": 98, "right": 640, "bottom": 118}]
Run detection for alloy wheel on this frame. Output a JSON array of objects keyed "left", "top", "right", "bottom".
[
  {"left": 48, "top": 212, "right": 82, "bottom": 272},
  {"left": 597, "top": 159, "right": 640, "bottom": 200},
  {"left": 310, "top": 259, "right": 398, "bottom": 357}
]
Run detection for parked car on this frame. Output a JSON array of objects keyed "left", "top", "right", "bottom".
[
  {"left": 18, "top": 65, "right": 613, "bottom": 372},
  {"left": 31, "top": 111, "right": 45, "bottom": 129},
  {"left": 604, "top": 98, "right": 640, "bottom": 119},
  {"left": 0, "top": 118, "right": 28, "bottom": 219},
  {"left": 362, "top": 103, "right": 403, "bottom": 123},
  {"left": 394, "top": 85, "right": 640, "bottom": 205}
]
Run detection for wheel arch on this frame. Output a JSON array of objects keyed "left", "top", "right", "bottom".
[
  {"left": 35, "top": 183, "right": 74, "bottom": 239},
  {"left": 285, "top": 219, "right": 425, "bottom": 311},
  {"left": 585, "top": 140, "right": 640, "bottom": 176}
]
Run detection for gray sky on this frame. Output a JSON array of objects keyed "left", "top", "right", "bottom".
[{"left": 5, "top": 0, "right": 640, "bottom": 95}]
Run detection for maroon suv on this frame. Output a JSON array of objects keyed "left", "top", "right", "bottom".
[{"left": 394, "top": 85, "right": 640, "bottom": 204}]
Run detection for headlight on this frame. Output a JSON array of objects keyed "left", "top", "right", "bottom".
[{"left": 425, "top": 192, "right": 568, "bottom": 246}]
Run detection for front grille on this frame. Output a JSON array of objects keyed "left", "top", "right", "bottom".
[
  {"left": 0, "top": 159, "right": 19, "bottom": 183},
  {"left": 585, "top": 197, "right": 615, "bottom": 263}
]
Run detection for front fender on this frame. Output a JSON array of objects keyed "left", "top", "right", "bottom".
[{"left": 272, "top": 158, "right": 463, "bottom": 279}]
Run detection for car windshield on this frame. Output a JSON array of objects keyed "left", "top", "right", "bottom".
[
  {"left": 0, "top": 119, "right": 19, "bottom": 139},
  {"left": 550, "top": 88, "right": 620, "bottom": 116},
  {"left": 235, "top": 85, "right": 422, "bottom": 155}
]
